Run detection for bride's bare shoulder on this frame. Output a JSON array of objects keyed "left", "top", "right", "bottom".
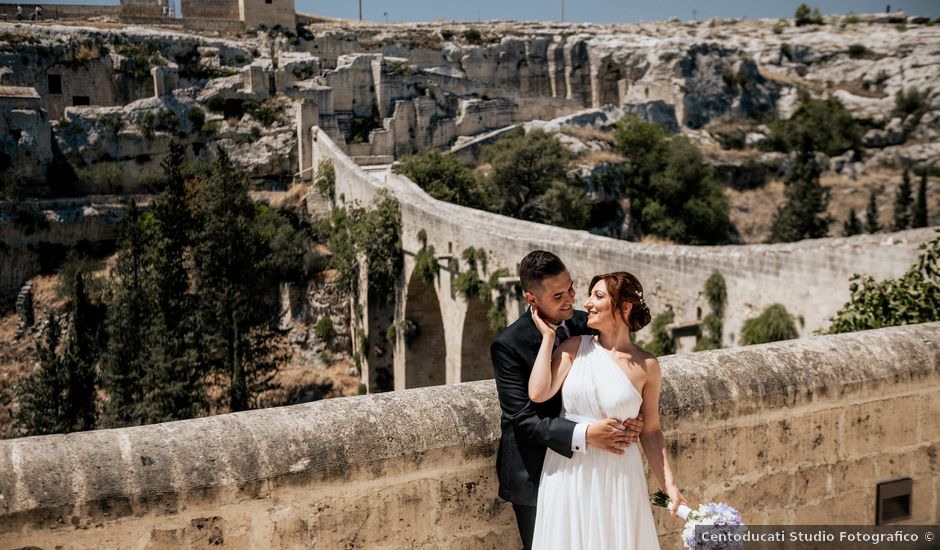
[{"left": 632, "top": 346, "right": 661, "bottom": 371}]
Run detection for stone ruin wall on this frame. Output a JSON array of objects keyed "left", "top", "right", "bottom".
[
  {"left": 237, "top": 0, "right": 295, "bottom": 33},
  {"left": 179, "top": 0, "right": 239, "bottom": 21},
  {"left": 119, "top": 0, "right": 164, "bottom": 19},
  {"left": 0, "top": 323, "right": 936, "bottom": 549}
]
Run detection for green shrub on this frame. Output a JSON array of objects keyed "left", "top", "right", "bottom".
[
  {"left": 847, "top": 44, "right": 871, "bottom": 59},
  {"left": 400, "top": 318, "right": 418, "bottom": 346},
  {"left": 694, "top": 271, "right": 726, "bottom": 351},
  {"left": 639, "top": 309, "right": 675, "bottom": 356},
  {"left": 413, "top": 244, "right": 438, "bottom": 284},
  {"left": 842, "top": 208, "right": 862, "bottom": 236},
  {"left": 315, "top": 315, "right": 335, "bottom": 342},
  {"left": 703, "top": 271, "right": 727, "bottom": 316},
  {"left": 349, "top": 114, "right": 382, "bottom": 144},
  {"left": 314, "top": 160, "right": 335, "bottom": 200},
  {"left": 480, "top": 128, "right": 579, "bottom": 223},
  {"left": 740, "top": 304, "right": 799, "bottom": 345},
  {"left": 394, "top": 150, "right": 484, "bottom": 209},
  {"left": 893, "top": 87, "right": 928, "bottom": 120},
  {"left": 794, "top": 4, "right": 824, "bottom": 26},
  {"left": 825, "top": 231, "right": 939, "bottom": 333},
  {"left": 100, "top": 113, "right": 125, "bottom": 133},
  {"left": 187, "top": 106, "right": 206, "bottom": 131},
  {"left": 329, "top": 192, "right": 401, "bottom": 306},
  {"left": 244, "top": 99, "right": 283, "bottom": 126},
  {"left": 140, "top": 111, "right": 155, "bottom": 138},
  {"left": 764, "top": 95, "right": 861, "bottom": 157},
  {"left": 77, "top": 162, "right": 123, "bottom": 194},
  {"left": 772, "top": 19, "right": 787, "bottom": 34},
  {"left": 463, "top": 28, "right": 483, "bottom": 45},
  {"left": 155, "top": 109, "right": 179, "bottom": 134},
  {"left": 204, "top": 96, "right": 226, "bottom": 113},
  {"left": 767, "top": 141, "right": 832, "bottom": 242},
  {"left": 694, "top": 314, "right": 723, "bottom": 351},
  {"left": 613, "top": 115, "right": 731, "bottom": 244}
]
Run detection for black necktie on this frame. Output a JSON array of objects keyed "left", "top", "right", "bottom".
[{"left": 554, "top": 324, "right": 569, "bottom": 348}]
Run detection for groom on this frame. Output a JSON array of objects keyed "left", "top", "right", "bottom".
[{"left": 491, "top": 250, "right": 644, "bottom": 549}]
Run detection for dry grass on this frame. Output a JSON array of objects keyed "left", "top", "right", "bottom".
[
  {"left": 73, "top": 44, "right": 101, "bottom": 62},
  {"left": 727, "top": 179, "right": 786, "bottom": 243},
  {"left": 561, "top": 126, "right": 616, "bottom": 145},
  {"left": 581, "top": 150, "right": 626, "bottom": 165},
  {"left": 757, "top": 66, "right": 826, "bottom": 94},
  {"left": 834, "top": 79, "right": 888, "bottom": 99},
  {"left": 725, "top": 168, "right": 939, "bottom": 244}
]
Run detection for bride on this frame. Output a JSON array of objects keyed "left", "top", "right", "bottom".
[{"left": 528, "top": 271, "right": 686, "bottom": 550}]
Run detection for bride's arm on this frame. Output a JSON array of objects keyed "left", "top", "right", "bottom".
[
  {"left": 528, "top": 309, "right": 578, "bottom": 403},
  {"left": 638, "top": 356, "right": 688, "bottom": 512}
]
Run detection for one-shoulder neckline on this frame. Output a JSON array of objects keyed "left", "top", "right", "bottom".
[{"left": 584, "top": 335, "right": 643, "bottom": 399}]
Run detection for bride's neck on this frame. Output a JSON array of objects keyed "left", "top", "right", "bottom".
[{"left": 597, "top": 326, "right": 633, "bottom": 352}]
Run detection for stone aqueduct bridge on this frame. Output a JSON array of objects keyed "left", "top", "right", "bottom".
[
  {"left": 308, "top": 128, "right": 936, "bottom": 392},
  {"left": 1, "top": 323, "right": 937, "bottom": 548}
]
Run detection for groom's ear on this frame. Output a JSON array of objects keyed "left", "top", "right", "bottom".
[{"left": 523, "top": 290, "right": 538, "bottom": 308}]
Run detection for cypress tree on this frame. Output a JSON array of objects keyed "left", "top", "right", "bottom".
[
  {"left": 912, "top": 170, "right": 928, "bottom": 228},
  {"left": 843, "top": 208, "right": 862, "bottom": 236},
  {"left": 142, "top": 142, "right": 205, "bottom": 423},
  {"left": 16, "top": 274, "right": 100, "bottom": 436},
  {"left": 892, "top": 169, "right": 913, "bottom": 231},
  {"left": 768, "top": 135, "right": 832, "bottom": 242},
  {"left": 193, "top": 148, "right": 276, "bottom": 412},
  {"left": 101, "top": 202, "right": 150, "bottom": 427},
  {"left": 62, "top": 271, "right": 100, "bottom": 432},
  {"left": 865, "top": 189, "right": 881, "bottom": 233},
  {"left": 15, "top": 315, "right": 68, "bottom": 435}
]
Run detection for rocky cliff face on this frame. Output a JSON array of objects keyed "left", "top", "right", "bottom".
[
  {"left": 0, "top": 13, "right": 937, "bottom": 270},
  {"left": 3, "top": 13, "right": 936, "bottom": 188}
]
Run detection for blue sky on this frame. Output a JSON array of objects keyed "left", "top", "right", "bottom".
[{"left": 302, "top": 1, "right": 940, "bottom": 24}]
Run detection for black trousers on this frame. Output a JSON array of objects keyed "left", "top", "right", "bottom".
[{"left": 512, "top": 504, "right": 537, "bottom": 550}]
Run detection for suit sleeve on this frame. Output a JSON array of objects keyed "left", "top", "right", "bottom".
[{"left": 491, "top": 338, "right": 575, "bottom": 459}]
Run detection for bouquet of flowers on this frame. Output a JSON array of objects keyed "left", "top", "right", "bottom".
[{"left": 651, "top": 489, "right": 745, "bottom": 549}]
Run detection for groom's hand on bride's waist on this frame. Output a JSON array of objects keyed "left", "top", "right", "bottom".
[
  {"left": 586, "top": 419, "right": 631, "bottom": 455},
  {"left": 586, "top": 413, "right": 644, "bottom": 455}
]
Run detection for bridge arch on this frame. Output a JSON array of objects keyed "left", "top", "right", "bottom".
[
  {"left": 402, "top": 271, "right": 446, "bottom": 388},
  {"left": 460, "top": 298, "right": 499, "bottom": 382}
]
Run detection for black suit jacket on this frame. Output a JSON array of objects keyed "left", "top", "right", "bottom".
[{"left": 491, "top": 309, "right": 591, "bottom": 506}]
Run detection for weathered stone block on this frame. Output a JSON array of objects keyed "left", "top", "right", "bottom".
[
  {"left": 843, "top": 399, "right": 919, "bottom": 457},
  {"left": 831, "top": 457, "right": 876, "bottom": 493},
  {"left": 793, "top": 488, "right": 872, "bottom": 524}
]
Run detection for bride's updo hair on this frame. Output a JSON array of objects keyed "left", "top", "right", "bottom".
[{"left": 588, "top": 272, "right": 652, "bottom": 332}]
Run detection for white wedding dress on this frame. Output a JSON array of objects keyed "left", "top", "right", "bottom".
[{"left": 532, "top": 335, "right": 660, "bottom": 550}]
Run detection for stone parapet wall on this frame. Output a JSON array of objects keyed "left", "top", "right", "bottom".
[{"left": 0, "top": 323, "right": 936, "bottom": 548}]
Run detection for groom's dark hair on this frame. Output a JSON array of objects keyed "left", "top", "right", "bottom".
[{"left": 519, "top": 250, "right": 567, "bottom": 293}]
